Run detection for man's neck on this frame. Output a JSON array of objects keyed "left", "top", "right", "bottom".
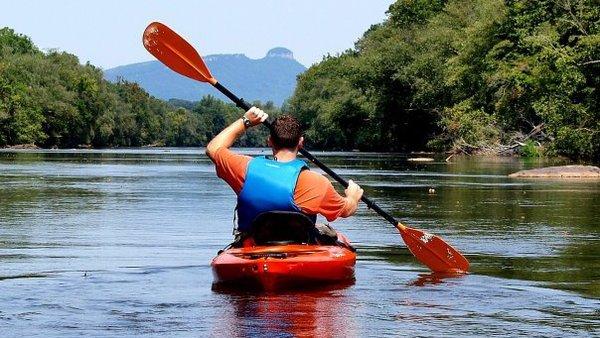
[{"left": 272, "top": 148, "right": 297, "bottom": 162}]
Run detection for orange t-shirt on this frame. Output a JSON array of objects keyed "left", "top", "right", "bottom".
[{"left": 212, "top": 148, "right": 349, "bottom": 222}]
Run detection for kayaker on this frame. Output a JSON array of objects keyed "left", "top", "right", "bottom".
[{"left": 206, "top": 106, "right": 364, "bottom": 242}]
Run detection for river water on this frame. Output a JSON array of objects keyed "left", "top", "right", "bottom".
[{"left": 0, "top": 148, "right": 598, "bottom": 337}]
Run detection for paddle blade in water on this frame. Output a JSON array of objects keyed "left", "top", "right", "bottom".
[
  {"left": 142, "top": 22, "right": 216, "bottom": 84},
  {"left": 397, "top": 223, "right": 469, "bottom": 273}
]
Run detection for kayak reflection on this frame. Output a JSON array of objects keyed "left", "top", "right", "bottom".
[{"left": 212, "top": 282, "right": 357, "bottom": 337}]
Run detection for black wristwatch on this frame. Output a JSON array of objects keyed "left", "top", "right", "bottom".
[{"left": 241, "top": 116, "right": 252, "bottom": 129}]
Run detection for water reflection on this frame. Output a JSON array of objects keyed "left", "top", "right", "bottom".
[
  {"left": 408, "top": 271, "right": 468, "bottom": 287},
  {"left": 212, "top": 284, "right": 357, "bottom": 337}
]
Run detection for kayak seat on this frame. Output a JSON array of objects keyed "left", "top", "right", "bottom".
[{"left": 249, "top": 211, "right": 316, "bottom": 246}]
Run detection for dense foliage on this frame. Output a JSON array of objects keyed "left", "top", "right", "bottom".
[
  {"left": 0, "top": 28, "right": 273, "bottom": 148},
  {"left": 2, "top": 0, "right": 598, "bottom": 160},
  {"left": 288, "top": 0, "right": 599, "bottom": 160}
]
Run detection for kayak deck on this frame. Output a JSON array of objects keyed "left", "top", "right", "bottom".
[{"left": 211, "top": 244, "right": 356, "bottom": 291}]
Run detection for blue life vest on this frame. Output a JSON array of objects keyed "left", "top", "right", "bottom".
[{"left": 237, "top": 156, "right": 316, "bottom": 232}]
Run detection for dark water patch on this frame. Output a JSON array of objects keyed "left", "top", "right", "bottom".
[
  {"left": 362, "top": 244, "right": 600, "bottom": 298},
  {"left": 119, "top": 264, "right": 206, "bottom": 275},
  {"left": 0, "top": 239, "right": 93, "bottom": 249},
  {"left": 0, "top": 273, "right": 49, "bottom": 281}
]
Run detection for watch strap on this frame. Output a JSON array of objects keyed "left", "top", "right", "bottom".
[{"left": 241, "top": 116, "right": 252, "bottom": 129}]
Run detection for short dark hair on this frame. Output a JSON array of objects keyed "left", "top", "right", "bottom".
[{"left": 270, "top": 115, "right": 302, "bottom": 149}]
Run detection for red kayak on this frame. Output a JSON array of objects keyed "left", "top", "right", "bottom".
[
  {"left": 211, "top": 212, "right": 356, "bottom": 291},
  {"left": 211, "top": 236, "right": 356, "bottom": 291}
]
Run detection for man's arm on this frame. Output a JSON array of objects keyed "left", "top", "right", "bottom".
[
  {"left": 295, "top": 170, "right": 364, "bottom": 221},
  {"left": 205, "top": 107, "right": 268, "bottom": 161}
]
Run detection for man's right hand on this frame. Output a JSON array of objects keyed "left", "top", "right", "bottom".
[
  {"left": 340, "top": 179, "right": 363, "bottom": 217},
  {"left": 206, "top": 107, "right": 267, "bottom": 160},
  {"left": 345, "top": 179, "right": 364, "bottom": 202},
  {"left": 244, "top": 107, "right": 268, "bottom": 128}
]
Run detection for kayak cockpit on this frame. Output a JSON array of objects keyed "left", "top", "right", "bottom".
[{"left": 235, "top": 211, "right": 321, "bottom": 247}]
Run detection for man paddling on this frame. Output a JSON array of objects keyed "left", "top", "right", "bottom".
[{"left": 206, "top": 107, "right": 363, "bottom": 240}]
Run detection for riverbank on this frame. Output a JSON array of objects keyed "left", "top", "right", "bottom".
[
  {"left": 3, "top": 145, "right": 599, "bottom": 172},
  {"left": 510, "top": 165, "right": 600, "bottom": 179},
  {"left": 2, "top": 143, "right": 39, "bottom": 150}
]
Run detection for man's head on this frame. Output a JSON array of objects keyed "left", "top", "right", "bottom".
[{"left": 268, "top": 115, "right": 304, "bottom": 152}]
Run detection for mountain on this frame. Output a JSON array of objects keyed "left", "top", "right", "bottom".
[{"left": 104, "top": 47, "right": 306, "bottom": 106}]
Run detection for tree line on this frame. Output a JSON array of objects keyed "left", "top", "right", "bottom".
[
  {"left": 2, "top": 0, "right": 599, "bottom": 162},
  {"left": 0, "top": 27, "right": 274, "bottom": 149},
  {"left": 287, "top": 0, "right": 599, "bottom": 160}
]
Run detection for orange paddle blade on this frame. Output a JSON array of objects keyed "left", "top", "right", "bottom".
[
  {"left": 396, "top": 223, "right": 469, "bottom": 273},
  {"left": 142, "top": 22, "right": 217, "bottom": 85}
]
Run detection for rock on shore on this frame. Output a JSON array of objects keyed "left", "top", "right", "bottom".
[{"left": 509, "top": 165, "right": 600, "bottom": 178}]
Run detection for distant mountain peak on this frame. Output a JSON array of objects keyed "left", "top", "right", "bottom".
[
  {"left": 203, "top": 53, "right": 247, "bottom": 62},
  {"left": 104, "top": 47, "right": 306, "bottom": 106},
  {"left": 266, "top": 47, "right": 294, "bottom": 59}
]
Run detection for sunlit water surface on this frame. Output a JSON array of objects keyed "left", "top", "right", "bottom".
[{"left": 0, "top": 149, "right": 598, "bottom": 337}]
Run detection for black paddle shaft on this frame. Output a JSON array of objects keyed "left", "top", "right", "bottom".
[{"left": 212, "top": 81, "right": 399, "bottom": 226}]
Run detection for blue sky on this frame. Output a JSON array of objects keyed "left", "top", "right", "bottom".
[{"left": 1, "top": 0, "right": 394, "bottom": 69}]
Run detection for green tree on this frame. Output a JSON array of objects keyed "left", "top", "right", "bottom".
[
  {"left": 165, "top": 108, "right": 200, "bottom": 146},
  {"left": 288, "top": 0, "right": 599, "bottom": 160}
]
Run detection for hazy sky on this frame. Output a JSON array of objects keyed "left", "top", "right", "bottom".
[{"left": 1, "top": 0, "right": 395, "bottom": 69}]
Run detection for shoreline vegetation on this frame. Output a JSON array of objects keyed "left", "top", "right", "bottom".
[
  {"left": 1, "top": 0, "right": 598, "bottom": 162},
  {"left": 288, "top": 0, "right": 599, "bottom": 161},
  {"left": 0, "top": 27, "right": 277, "bottom": 151}
]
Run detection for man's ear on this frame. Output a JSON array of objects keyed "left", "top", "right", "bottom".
[{"left": 298, "top": 136, "right": 304, "bottom": 150}]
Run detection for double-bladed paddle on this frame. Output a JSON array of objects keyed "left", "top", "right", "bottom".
[{"left": 142, "top": 22, "right": 469, "bottom": 273}]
